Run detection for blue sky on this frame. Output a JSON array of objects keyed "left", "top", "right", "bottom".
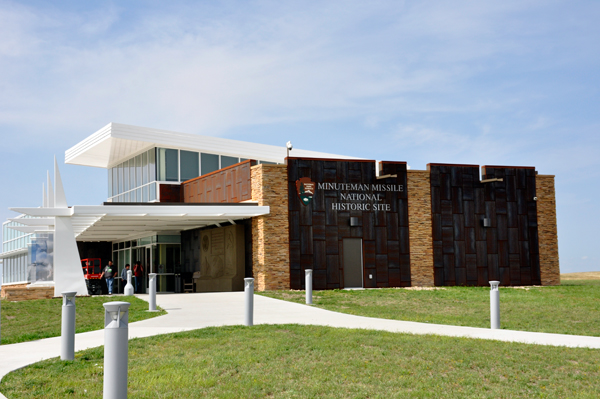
[{"left": 0, "top": 0, "right": 599, "bottom": 274}]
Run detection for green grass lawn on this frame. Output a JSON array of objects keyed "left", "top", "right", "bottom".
[
  {"left": 0, "top": 296, "right": 165, "bottom": 345},
  {"left": 1, "top": 324, "right": 599, "bottom": 398},
  {"left": 259, "top": 280, "right": 600, "bottom": 336}
]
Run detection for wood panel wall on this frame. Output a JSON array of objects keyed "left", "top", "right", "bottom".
[
  {"left": 182, "top": 160, "right": 255, "bottom": 203},
  {"left": 429, "top": 164, "right": 541, "bottom": 286},
  {"left": 288, "top": 158, "right": 411, "bottom": 290}
]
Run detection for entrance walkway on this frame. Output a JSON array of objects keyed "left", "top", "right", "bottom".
[{"left": 2, "top": 292, "right": 600, "bottom": 398}]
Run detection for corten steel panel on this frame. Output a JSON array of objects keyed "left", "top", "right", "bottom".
[
  {"left": 182, "top": 160, "right": 255, "bottom": 203},
  {"left": 430, "top": 164, "right": 541, "bottom": 286},
  {"left": 288, "top": 158, "right": 410, "bottom": 290}
]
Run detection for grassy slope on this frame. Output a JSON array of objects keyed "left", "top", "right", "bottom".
[
  {"left": 0, "top": 296, "right": 165, "bottom": 345},
  {"left": 259, "top": 280, "right": 600, "bottom": 336},
  {"left": 1, "top": 325, "right": 599, "bottom": 398}
]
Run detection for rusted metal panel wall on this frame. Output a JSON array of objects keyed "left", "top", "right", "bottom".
[
  {"left": 182, "top": 160, "right": 256, "bottom": 203},
  {"left": 430, "top": 164, "right": 540, "bottom": 286},
  {"left": 288, "top": 158, "right": 411, "bottom": 290}
]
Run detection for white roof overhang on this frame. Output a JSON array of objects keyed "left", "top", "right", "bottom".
[
  {"left": 9, "top": 204, "right": 269, "bottom": 242},
  {"left": 65, "top": 122, "right": 361, "bottom": 169}
]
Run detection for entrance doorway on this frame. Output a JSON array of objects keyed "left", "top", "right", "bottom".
[
  {"left": 113, "top": 236, "right": 181, "bottom": 294},
  {"left": 343, "top": 238, "right": 363, "bottom": 288}
]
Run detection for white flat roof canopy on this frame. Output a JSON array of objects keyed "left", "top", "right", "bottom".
[
  {"left": 9, "top": 203, "right": 269, "bottom": 242},
  {"left": 65, "top": 123, "right": 361, "bottom": 169}
]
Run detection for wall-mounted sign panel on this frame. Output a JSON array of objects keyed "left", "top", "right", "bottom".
[{"left": 287, "top": 158, "right": 411, "bottom": 290}]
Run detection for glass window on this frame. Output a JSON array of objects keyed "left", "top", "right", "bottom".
[
  {"left": 180, "top": 150, "right": 199, "bottom": 181},
  {"left": 129, "top": 158, "right": 136, "bottom": 189},
  {"left": 143, "top": 185, "right": 149, "bottom": 202},
  {"left": 123, "top": 161, "right": 129, "bottom": 192},
  {"left": 221, "top": 156, "right": 239, "bottom": 168},
  {"left": 201, "top": 153, "right": 219, "bottom": 175},
  {"left": 112, "top": 167, "right": 118, "bottom": 196},
  {"left": 136, "top": 154, "right": 143, "bottom": 186},
  {"left": 118, "top": 163, "right": 124, "bottom": 194},
  {"left": 130, "top": 189, "right": 136, "bottom": 202},
  {"left": 108, "top": 169, "right": 113, "bottom": 198},
  {"left": 142, "top": 151, "right": 148, "bottom": 185},
  {"left": 260, "top": 160, "right": 276, "bottom": 165},
  {"left": 158, "top": 148, "right": 179, "bottom": 181},
  {"left": 137, "top": 188, "right": 142, "bottom": 202},
  {"left": 156, "top": 235, "right": 181, "bottom": 244},
  {"left": 149, "top": 182, "right": 157, "bottom": 201},
  {"left": 148, "top": 149, "right": 156, "bottom": 181}
]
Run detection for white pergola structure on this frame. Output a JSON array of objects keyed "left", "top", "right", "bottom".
[{"left": 9, "top": 160, "right": 269, "bottom": 296}]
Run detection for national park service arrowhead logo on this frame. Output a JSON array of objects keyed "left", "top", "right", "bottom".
[{"left": 296, "top": 177, "right": 315, "bottom": 206}]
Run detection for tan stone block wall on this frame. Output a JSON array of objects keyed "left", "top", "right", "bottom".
[
  {"left": 1, "top": 284, "right": 54, "bottom": 301},
  {"left": 251, "top": 164, "right": 290, "bottom": 291},
  {"left": 0, "top": 283, "right": 28, "bottom": 299},
  {"left": 407, "top": 170, "right": 435, "bottom": 286},
  {"left": 536, "top": 175, "right": 560, "bottom": 286}
]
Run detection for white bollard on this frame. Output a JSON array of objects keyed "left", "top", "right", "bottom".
[
  {"left": 124, "top": 270, "right": 134, "bottom": 296},
  {"left": 103, "top": 301, "right": 130, "bottom": 399},
  {"left": 148, "top": 273, "right": 157, "bottom": 311},
  {"left": 305, "top": 269, "right": 313, "bottom": 305},
  {"left": 244, "top": 278, "right": 254, "bottom": 326},
  {"left": 61, "top": 291, "right": 77, "bottom": 361},
  {"left": 490, "top": 281, "right": 500, "bottom": 329}
]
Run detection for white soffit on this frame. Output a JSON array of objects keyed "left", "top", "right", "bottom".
[
  {"left": 65, "top": 122, "right": 362, "bottom": 169},
  {"left": 70, "top": 204, "right": 269, "bottom": 241}
]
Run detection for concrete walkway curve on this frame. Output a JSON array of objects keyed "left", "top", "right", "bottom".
[{"left": 1, "top": 292, "right": 600, "bottom": 398}]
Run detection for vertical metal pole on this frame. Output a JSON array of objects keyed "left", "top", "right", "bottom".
[
  {"left": 489, "top": 281, "right": 500, "bottom": 329},
  {"left": 124, "top": 270, "right": 134, "bottom": 296},
  {"left": 103, "top": 301, "right": 130, "bottom": 399},
  {"left": 148, "top": 273, "right": 157, "bottom": 311},
  {"left": 305, "top": 269, "right": 313, "bottom": 305},
  {"left": 60, "top": 291, "right": 77, "bottom": 361},
  {"left": 244, "top": 277, "right": 254, "bottom": 326}
]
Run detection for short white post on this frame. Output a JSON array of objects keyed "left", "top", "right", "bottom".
[
  {"left": 489, "top": 281, "right": 500, "bottom": 329},
  {"left": 305, "top": 269, "right": 313, "bottom": 305},
  {"left": 103, "top": 301, "right": 130, "bottom": 399},
  {"left": 60, "top": 291, "right": 77, "bottom": 361},
  {"left": 124, "top": 270, "right": 134, "bottom": 296},
  {"left": 244, "top": 278, "right": 254, "bottom": 326},
  {"left": 148, "top": 273, "right": 157, "bottom": 311}
]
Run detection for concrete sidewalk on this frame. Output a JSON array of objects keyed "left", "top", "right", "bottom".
[{"left": 2, "top": 292, "right": 600, "bottom": 398}]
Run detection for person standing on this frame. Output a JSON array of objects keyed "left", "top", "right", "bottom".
[
  {"left": 121, "top": 264, "right": 130, "bottom": 293},
  {"left": 133, "top": 261, "right": 144, "bottom": 293},
  {"left": 100, "top": 260, "right": 116, "bottom": 295}
]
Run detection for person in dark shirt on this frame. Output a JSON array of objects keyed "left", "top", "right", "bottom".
[{"left": 100, "top": 260, "right": 116, "bottom": 295}]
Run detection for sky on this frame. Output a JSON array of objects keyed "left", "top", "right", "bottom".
[{"left": 0, "top": 0, "right": 599, "bottom": 274}]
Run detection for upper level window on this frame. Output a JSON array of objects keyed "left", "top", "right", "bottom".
[
  {"left": 157, "top": 148, "right": 179, "bottom": 182},
  {"left": 180, "top": 151, "right": 200, "bottom": 181},
  {"left": 221, "top": 156, "right": 239, "bottom": 168},
  {"left": 201, "top": 153, "right": 219, "bottom": 175}
]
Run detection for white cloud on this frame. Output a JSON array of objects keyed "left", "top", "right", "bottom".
[{"left": 1, "top": 0, "right": 597, "bottom": 143}]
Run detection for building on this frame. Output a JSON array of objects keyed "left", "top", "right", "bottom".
[{"left": 0, "top": 123, "right": 560, "bottom": 300}]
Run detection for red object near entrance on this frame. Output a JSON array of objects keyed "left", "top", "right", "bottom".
[{"left": 81, "top": 258, "right": 103, "bottom": 295}]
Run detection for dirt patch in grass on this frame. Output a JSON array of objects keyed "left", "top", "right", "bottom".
[{"left": 561, "top": 271, "right": 600, "bottom": 280}]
